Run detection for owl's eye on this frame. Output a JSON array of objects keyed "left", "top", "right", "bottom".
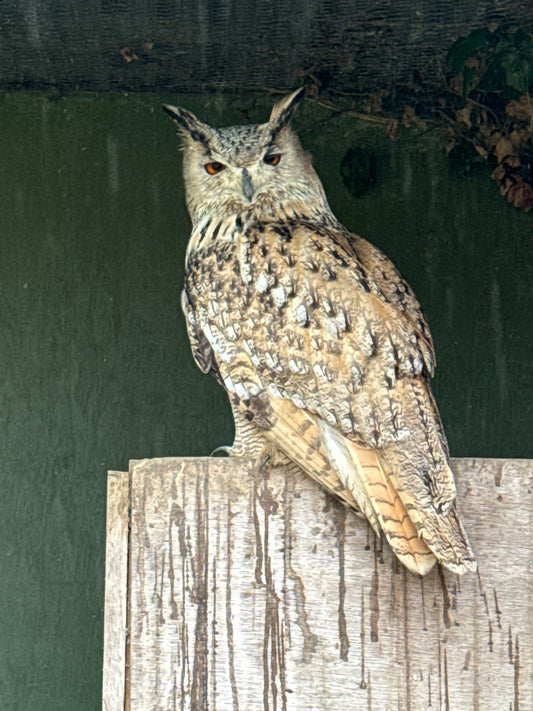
[
  {"left": 205, "top": 161, "right": 226, "bottom": 175},
  {"left": 264, "top": 153, "right": 281, "bottom": 166}
]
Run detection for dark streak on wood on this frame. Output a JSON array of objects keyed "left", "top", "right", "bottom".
[
  {"left": 472, "top": 675, "right": 481, "bottom": 711},
  {"left": 157, "top": 550, "right": 166, "bottom": 625},
  {"left": 169, "top": 502, "right": 187, "bottom": 620},
  {"left": 334, "top": 502, "right": 350, "bottom": 661},
  {"left": 259, "top": 477, "right": 287, "bottom": 711},
  {"left": 493, "top": 589, "right": 502, "bottom": 629},
  {"left": 253, "top": 481, "right": 264, "bottom": 586},
  {"left": 277, "top": 617, "right": 288, "bottom": 711},
  {"left": 373, "top": 529, "right": 384, "bottom": 565},
  {"left": 187, "top": 516, "right": 195, "bottom": 590},
  {"left": 367, "top": 670, "right": 372, "bottom": 711},
  {"left": 420, "top": 577, "right": 428, "bottom": 631},
  {"left": 438, "top": 639, "right": 443, "bottom": 711},
  {"left": 444, "top": 647, "right": 450, "bottom": 711},
  {"left": 508, "top": 626, "right": 514, "bottom": 663},
  {"left": 476, "top": 570, "right": 495, "bottom": 652},
  {"left": 427, "top": 674, "right": 432, "bottom": 708},
  {"left": 360, "top": 590, "right": 367, "bottom": 689},
  {"left": 369, "top": 556, "right": 380, "bottom": 643},
  {"left": 226, "top": 497, "right": 240, "bottom": 711},
  {"left": 403, "top": 569, "right": 411, "bottom": 710},
  {"left": 437, "top": 565, "right": 452, "bottom": 629},
  {"left": 153, "top": 553, "right": 162, "bottom": 688},
  {"left": 514, "top": 635, "right": 520, "bottom": 711},
  {"left": 473, "top": 598, "right": 480, "bottom": 711},
  {"left": 281, "top": 477, "right": 291, "bottom": 653},
  {"left": 210, "top": 517, "right": 219, "bottom": 709},
  {"left": 477, "top": 570, "right": 491, "bottom": 616},
  {"left": 450, "top": 579, "right": 458, "bottom": 612},
  {"left": 282, "top": 470, "right": 318, "bottom": 663},
  {"left": 173, "top": 666, "right": 178, "bottom": 711},
  {"left": 190, "top": 466, "right": 209, "bottom": 711}
]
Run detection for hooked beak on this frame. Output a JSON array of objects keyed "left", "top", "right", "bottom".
[{"left": 242, "top": 168, "right": 254, "bottom": 202}]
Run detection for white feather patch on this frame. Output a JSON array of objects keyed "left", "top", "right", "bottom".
[{"left": 318, "top": 419, "right": 379, "bottom": 533}]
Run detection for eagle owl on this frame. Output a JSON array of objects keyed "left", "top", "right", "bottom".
[{"left": 164, "top": 88, "right": 476, "bottom": 576}]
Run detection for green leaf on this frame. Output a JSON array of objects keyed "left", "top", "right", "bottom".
[
  {"left": 463, "top": 66, "right": 481, "bottom": 96},
  {"left": 447, "top": 29, "right": 489, "bottom": 73},
  {"left": 480, "top": 54, "right": 507, "bottom": 92},
  {"left": 512, "top": 30, "right": 533, "bottom": 55},
  {"left": 481, "top": 33, "right": 533, "bottom": 94},
  {"left": 501, "top": 52, "right": 533, "bottom": 94}
]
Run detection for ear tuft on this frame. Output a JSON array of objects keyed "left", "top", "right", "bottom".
[
  {"left": 162, "top": 105, "right": 212, "bottom": 149},
  {"left": 269, "top": 87, "right": 306, "bottom": 131}
]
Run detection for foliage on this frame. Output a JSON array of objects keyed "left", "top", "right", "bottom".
[
  {"left": 447, "top": 27, "right": 533, "bottom": 97},
  {"left": 444, "top": 26, "right": 533, "bottom": 211},
  {"left": 310, "top": 24, "right": 533, "bottom": 211}
]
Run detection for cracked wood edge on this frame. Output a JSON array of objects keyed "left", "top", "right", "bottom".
[
  {"left": 103, "top": 471, "right": 130, "bottom": 711},
  {"left": 105, "top": 457, "right": 533, "bottom": 710}
]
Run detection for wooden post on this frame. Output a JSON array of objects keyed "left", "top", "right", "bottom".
[
  {"left": 103, "top": 471, "right": 131, "bottom": 711},
  {"left": 103, "top": 457, "right": 533, "bottom": 710}
]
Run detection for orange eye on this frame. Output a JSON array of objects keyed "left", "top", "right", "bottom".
[
  {"left": 264, "top": 153, "right": 281, "bottom": 166},
  {"left": 205, "top": 161, "right": 226, "bottom": 175}
]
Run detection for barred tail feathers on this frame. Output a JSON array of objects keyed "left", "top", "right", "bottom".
[
  {"left": 318, "top": 419, "right": 437, "bottom": 576},
  {"left": 242, "top": 395, "right": 474, "bottom": 575},
  {"left": 384, "top": 459, "right": 477, "bottom": 575},
  {"left": 256, "top": 396, "right": 436, "bottom": 574}
]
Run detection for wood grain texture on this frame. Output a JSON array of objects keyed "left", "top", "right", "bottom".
[
  {"left": 106, "top": 457, "right": 533, "bottom": 710},
  {"left": 103, "top": 471, "right": 130, "bottom": 711}
]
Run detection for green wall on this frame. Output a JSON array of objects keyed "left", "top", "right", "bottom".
[{"left": 0, "top": 92, "right": 531, "bottom": 709}]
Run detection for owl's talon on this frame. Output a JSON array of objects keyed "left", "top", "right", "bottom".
[
  {"left": 257, "top": 453, "right": 271, "bottom": 473},
  {"left": 210, "top": 445, "right": 232, "bottom": 457}
]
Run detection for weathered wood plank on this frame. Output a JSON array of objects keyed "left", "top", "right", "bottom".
[
  {"left": 111, "top": 457, "right": 533, "bottom": 710},
  {"left": 102, "top": 471, "right": 130, "bottom": 711}
]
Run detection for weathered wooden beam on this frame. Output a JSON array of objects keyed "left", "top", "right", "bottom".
[
  {"left": 103, "top": 457, "right": 533, "bottom": 710},
  {"left": 103, "top": 471, "right": 130, "bottom": 711}
]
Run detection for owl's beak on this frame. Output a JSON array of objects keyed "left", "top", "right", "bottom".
[{"left": 242, "top": 168, "right": 254, "bottom": 202}]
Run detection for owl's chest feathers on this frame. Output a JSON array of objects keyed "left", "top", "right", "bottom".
[
  {"left": 185, "top": 207, "right": 359, "bottom": 360},
  {"left": 186, "top": 202, "right": 340, "bottom": 291}
]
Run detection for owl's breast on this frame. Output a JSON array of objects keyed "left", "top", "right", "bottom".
[{"left": 184, "top": 211, "right": 437, "bottom": 449}]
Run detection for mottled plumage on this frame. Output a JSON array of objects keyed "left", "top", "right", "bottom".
[{"left": 164, "top": 89, "right": 476, "bottom": 576}]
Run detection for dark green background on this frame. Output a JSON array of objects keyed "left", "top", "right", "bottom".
[{"left": 0, "top": 92, "right": 531, "bottom": 709}]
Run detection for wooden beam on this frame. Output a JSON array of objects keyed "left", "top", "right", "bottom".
[
  {"left": 103, "top": 471, "right": 130, "bottom": 711},
  {"left": 103, "top": 457, "right": 533, "bottom": 710}
]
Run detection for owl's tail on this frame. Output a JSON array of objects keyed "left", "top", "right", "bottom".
[
  {"left": 317, "top": 418, "right": 438, "bottom": 575},
  {"left": 257, "top": 396, "right": 475, "bottom": 576}
]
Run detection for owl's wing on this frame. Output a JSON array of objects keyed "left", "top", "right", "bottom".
[
  {"left": 190, "top": 219, "right": 475, "bottom": 574},
  {"left": 181, "top": 288, "right": 225, "bottom": 387},
  {"left": 347, "top": 233, "right": 436, "bottom": 376}
]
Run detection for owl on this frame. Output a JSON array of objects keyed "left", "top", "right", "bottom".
[{"left": 164, "top": 88, "right": 476, "bottom": 576}]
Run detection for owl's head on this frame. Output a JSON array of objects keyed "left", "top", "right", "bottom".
[{"left": 164, "top": 88, "right": 328, "bottom": 222}]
